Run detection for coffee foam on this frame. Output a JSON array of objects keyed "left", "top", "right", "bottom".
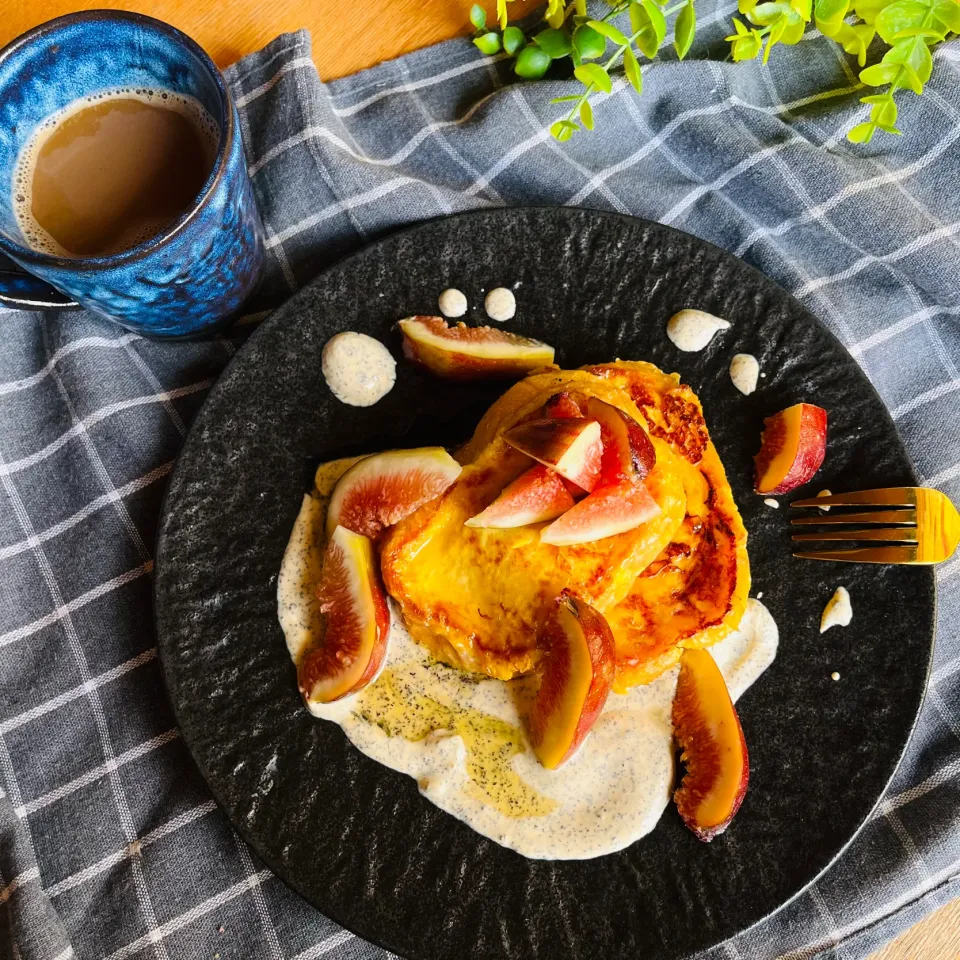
[{"left": 13, "top": 87, "right": 220, "bottom": 258}]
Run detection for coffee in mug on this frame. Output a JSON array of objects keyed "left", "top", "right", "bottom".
[{"left": 14, "top": 88, "right": 218, "bottom": 258}]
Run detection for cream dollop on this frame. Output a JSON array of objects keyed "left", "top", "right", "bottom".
[
  {"left": 820, "top": 586, "right": 852, "bottom": 633},
  {"left": 484, "top": 287, "right": 516, "bottom": 322},
  {"left": 438, "top": 288, "right": 467, "bottom": 318},
  {"left": 321, "top": 332, "right": 396, "bottom": 407},
  {"left": 764, "top": 498, "right": 779, "bottom": 509},
  {"left": 730, "top": 353, "right": 760, "bottom": 395},
  {"left": 666, "top": 309, "right": 730, "bottom": 352}
]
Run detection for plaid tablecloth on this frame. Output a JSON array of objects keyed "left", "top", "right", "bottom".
[{"left": 2, "top": 7, "right": 960, "bottom": 959}]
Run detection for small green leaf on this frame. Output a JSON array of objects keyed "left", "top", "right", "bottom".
[
  {"left": 730, "top": 27, "right": 764, "bottom": 58},
  {"left": 515, "top": 44, "right": 552, "bottom": 77},
  {"left": 503, "top": 25, "right": 526, "bottom": 55},
  {"left": 469, "top": 4, "right": 487, "bottom": 31},
  {"left": 847, "top": 121, "right": 877, "bottom": 142},
  {"left": 933, "top": 0, "right": 960, "bottom": 31},
  {"left": 575, "top": 0, "right": 588, "bottom": 13},
  {"left": 550, "top": 119, "right": 580, "bottom": 141},
  {"left": 623, "top": 45, "right": 644, "bottom": 93},
  {"left": 574, "top": 24, "right": 607, "bottom": 58},
  {"left": 545, "top": 0, "right": 566, "bottom": 28},
  {"left": 860, "top": 61, "right": 900, "bottom": 84},
  {"left": 814, "top": 0, "right": 849, "bottom": 29},
  {"left": 550, "top": 94, "right": 584, "bottom": 103},
  {"left": 870, "top": 96, "right": 898, "bottom": 124},
  {"left": 580, "top": 99, "right": 595, "bottom": 130},
  {"left": 855, "top": 0, "right": 896, "bottom": 23},
  {"left": 894, "top": 25, "right": 947, "bottom": 38},
  {"left": 473, "top": 31, "right": 502, "bottom": 54},
  {"left": 875, "top": 0, "right": 929, "bottom": 44},
  {"left": 535, "top": 27, "right": 573, "bottom": 57},
  {"left": 876, "top": 122, "right": 903, "bottom": 134},
  {"left": 883, "top": 34, "right": 933, "bottom": 81},
  {"left": 497, "top": 0, "right": 508, "bottom": 29},
  {"left": 642, "top": 0, "right": 668, "bottom": 44},
  {"left": 631, "top": 4, "right": 660, "bottom": 56},
  {"left": 899, "top": 63, "right": 925, "bottom": 93},
  {"left": 730, "top": 17, "right": 750, "bottom": 33},
  {"left": 860, "top": 93, "right": 891, "bottom": 103},
  {"left": 587, "top": 19, "right": 631, "bottom": 44},
  {"left": 674, "top": 1, "right": 697, "bottom": 57},
  {"left": 739, "top": 0, "right": 760, "bottom": 13},
  {"left": 574, "top": 62, "right": 614, "bottom": 92}
]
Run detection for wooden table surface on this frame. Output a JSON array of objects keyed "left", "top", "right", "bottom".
[{"left": 2, "top": 1, "right": 957, "bottom": 956}]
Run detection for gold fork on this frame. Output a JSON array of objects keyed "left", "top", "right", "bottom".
[{"left": 789, "top": 487, "right": 960, "bottom": 563}]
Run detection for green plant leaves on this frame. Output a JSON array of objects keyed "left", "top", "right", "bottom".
[
  {"left": 574, "top": 24, "right": 607, "bottom": 59},
  {"left": 587, "top": 19, "right": 631, "bottom": 44},
  {"left": 535, "top": 27, "right": 573, "bottom": 58},
  {"left": 860, "top": 61, "right": 901, "bottom": 83},
  {"left": 814, "top": 0, "right": 850, "bottom": 33},
  {"left": 574, "top": 62, "right": 614, "bottom": 92},
  {"left": 631, "top": 0, "right": 667, "bottom": 56},
  {"left": 473, "top": 31, "right": 502, "bottom": 54},
  {"left": 875, "top": 0, "right": 930, "bottom": 42},
  {"left": 469, "top": 4, "right": 487, "bottom": 31},
  {"left": 503, "top": 26, "right": 526, "bottom": 55},
  {"left": 933, "top": 0, "right": 960, "bottom": 31},
  {"left": 550, "top": 119, "right": 580, "bottom": 141},
  {"left": 675, "top": 1, "right": 697, "bottom": 57},
  {"left": 515, "top": 45, "right": 552, "bottom": 77},
  {"left": 848, "top": 121, "right": 877, "bottom": 142},
  {"left": 497, "top": 0, "right": 509, "bottom": 29},
  {"left": 623, "top": 45, "right": 644, "bottom": 92},
  {"left": 855, "top": 0, "right": 897, "bottom": 24},
  {"left": 580, "top": 99, "right": 595, "bottom": 130},
  {"left": 726, "top": 18, "right": 765, "bottom": 58}
]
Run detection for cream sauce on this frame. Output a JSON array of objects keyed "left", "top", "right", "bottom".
[
  {"left": 484, "top": 287, "right": 516, "bottom": 322},
  {"left": 321, "top": 332, "right": 396, "bottom": 407},
  {"left": 820, "top": 586, "right": 852, "bottom": 633},
  {"left": 438, "top": 288, "right": 467, "bottom": 318},
  {"left": 666, "top": 309, "right": 730, "bottom": 352},
  {"left": 278, "top": 483, "right": 779, "bottom": 859},
  {"left": 729, "top": 353, "right": 760, "bottom": 395},
  {"left": 764, "top": 498, "right": 780, "bottom": 509}
]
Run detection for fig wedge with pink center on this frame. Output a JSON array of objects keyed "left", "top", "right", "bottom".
[
  {"left": 503, "top": 417, "right": 603, "bottom": 492},
  {"left": 326, "top": 447, "right": 462, "bottom": 541},
  {"left": 585, "top": 396, "right": 656, "bottom": 485},
  {"left": 672, "top": 647, "right": 750, "bottom": 841},
  {"left": 528, "top": 590, "right": 616, "bottom": 769},
  {"left": 298, "top": 525, "right": 390, "bottom": 704},
  {"left": 398, "top": 316, "right": 555, "bottom": 380},
  {"left": 540, "top": 479, "right": 660, "bottom": 546},
  {"left": 465, "top": 464, "right": 575, "bottom": 529}
]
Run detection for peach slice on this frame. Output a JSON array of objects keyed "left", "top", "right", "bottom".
[
  {"left": 298, "top": 525, "right": 390, "bottom": 703},
  {"left": 326, "top": 447, "right": 462, "bottom": 540},
  {"left": 398, "top": 316, "right": 555, "bottom": 380},
  {"left": 544, "top": 392, "right": 583, "bottom": 419},
  {"left": 503, "top": 417, "right": 603, "bottom": 492},
  {"left": 528, "top": 590, "right": 616, "bottom": 769},
  {"left": 540, "top": 480, "right": 660, "bottom": 546},
  {"left": 672, "top": 648, "right": 749, "bottom": 841},
  {"left": 585, "top": 396, "right": 656, "bottom": 485},
  {"left": 465, "top": 464, "right": 575, "bottom": 529},
  {"left": 754, "top": 403, "right": 827, "bottom": 495}
]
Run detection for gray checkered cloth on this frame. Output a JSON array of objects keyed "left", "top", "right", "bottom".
[{"left": 1, "top": 7, "right": 959, "bottom": 958}]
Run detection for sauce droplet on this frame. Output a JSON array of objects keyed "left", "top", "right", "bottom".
[
  {"left": 485, "top": 287, "right": 516, "bottom": 322},
  {"left": 820, "top": 586, "right": 852, "bottom": 633},
  {"left": 322, "top": 332, "right": 396, "bottom": 407},
  {"left": 729, "top": 353, "right": 759, "bottom": 395},
  {"left": 438, "top": 288, "right": 467, "bottom": 318},
  {"left": 666, "top": 309, "right": 730, "bottom": 352}
]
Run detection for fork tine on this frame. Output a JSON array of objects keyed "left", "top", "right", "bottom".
[
  {"left": 791, "top": 487, "right": 916, "bottom": 508},
  {"left": 792, "top": 527, "right": 918, "bottom": 543},
  {"left": 793, "top": 545, "right": 919, "bottom": 563},
  {"left": 790, "top": 509, "right": 917, "bottom": 526}
]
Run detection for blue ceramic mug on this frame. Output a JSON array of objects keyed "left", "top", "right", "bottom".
[{"left": 0, "top": 11, "right": 265, "bottom": 337}]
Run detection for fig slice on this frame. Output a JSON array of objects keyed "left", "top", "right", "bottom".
[
  {"left": 540, "top": 479, "right": 660, "bottom": 546},
  {"left": 503, "top": 417, "right": 603, "bottom": 492},
  {"left": 585, "top": 396, "right": 656, "bottom": 485},
  {"left": 465, "top": 464, "right": 576, "bottom": 529},
  {"left": 672, "top": 647, "right": 749, "bottom": 841},
  {"left": 754, "top": 402, "right": 827, "bottom": 495},
  {"left": 326, "top": 447, "right": 462, "bottom": 540},
  {"left": 298, "top": 525, "right": 390, "bottom": 703},
  {"left": 528, "top": 590, "right": 616, "bottom": 769},
  {"left": 398, "top": 316, "right": 555, "bottom": 380}
]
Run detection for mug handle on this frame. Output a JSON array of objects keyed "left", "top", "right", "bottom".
[{"left": 0, "top": 251, "right": 78, "bottom": 310}]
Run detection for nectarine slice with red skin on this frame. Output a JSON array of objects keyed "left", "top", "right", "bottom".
[
  {"left": 298, "top": 526, "right": 390, "bottom": 703},
  {"left": 528, "top": 590, "right": 616, "bottom": 769},
  {"left": 503, "top": 417, "right": 603, "bottom": 492},
  {"left": 540, "top": 479, "right": 661, "bottom": 546},
  {"left": 398, "top": 316, "right": 555, "bottom": 380},
  {"left": 544, "top": 392, "right": 583, "bottom": 419},
  {"left": 465, "top": 464, "right": 575, "bottom": 529},
  {"left": 754, "top": 403, "right": 827, "bottom": 495},
  {"left": 585, "top": 396, "right": 656, "bottom": 485},
  {"left": 326, "top": 447, "right": 462, "bottom": 541},
  {"left": 672, "top": 647, "right": 749, "bottom": 841}
]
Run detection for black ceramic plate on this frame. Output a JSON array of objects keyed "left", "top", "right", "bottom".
[{"left": 155, "top": 208, "right": 934, "bottom": 960}]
